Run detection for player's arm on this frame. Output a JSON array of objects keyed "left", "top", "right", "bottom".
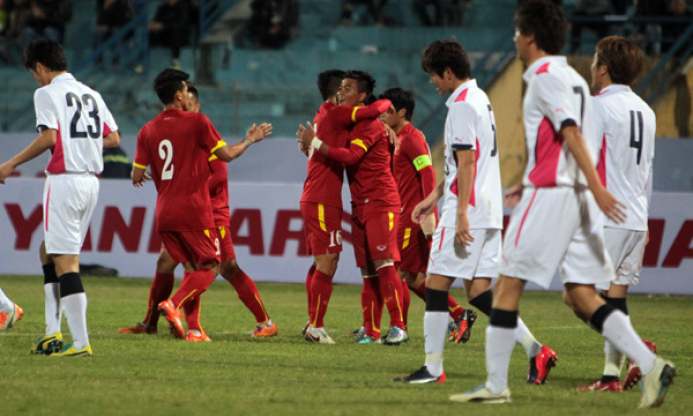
[
  {"left": 405, "top": 134, "right": 437, "bottom": 235},
  {"left": 103, "top": 131, "right": 120, "bottom": 149},
  {"left": 0, "top": 128, "right": 57, "bottom": 184},
  {"left": 132, "top": 131, "right": 149, "bottom": 187},
  {"left": 330, "top": 99, "right": 392, "bottom": 128},
  {"left": 454, "top": 148, "right": 475, "bottom": 246},
  {"left": 208, "top": 158, "right": 226, "bottom": 192},
  {"left": 296, "top": 122, "right": 367, "bottom": 165},
  {"left": 213, "top": 123, "right": 273, "bottom": 162}
]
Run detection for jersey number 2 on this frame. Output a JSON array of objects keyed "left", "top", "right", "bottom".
[
  {"left": 158, "top": 140, "right": 174, "bottom": 180},
  {"left": 65, "top": 93, "right": 101, "bottom": 139}
]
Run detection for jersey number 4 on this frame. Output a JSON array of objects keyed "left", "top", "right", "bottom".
[
  {"left": 629, "top": 110, "right": 644, "bottom": 165},
  {"left": 158, "top": 139, "right": 174, "bottom": 180},
  {"left": 65, "top": 92, "right": 101, "bottom": 139}
]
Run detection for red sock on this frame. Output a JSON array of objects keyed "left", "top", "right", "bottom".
[
  {"left": 401, "top": 279, "right": 411, "bottom": 331},
  {"left": 309, "top": 270, "right": 333, "bottom": 328},
  {"left": 184, "top": 295, "right": 202, "bottom": 332},
  {"left": 229, "top": 270, "right": 269, "bottom": 325},
  {"left": 306, "top": 264, "right": 316, "bottom": 321},
  {"left": 377, "top": 265, "right": 405, "bottom": 329},
  {"left": 144, "top": 272, "right": 174, "bottom": 326},
  {"left": 414, "top": 282, "right": 427, "bottom": 301},
  {"left": 362, "top": 277, "right": 382, "bottom": 339},
  {"left": 170, "top": 268, "right": 215, "bottom": 309},
  {"left": 448, "top": 295, "right": 465, "bottom": 321}
]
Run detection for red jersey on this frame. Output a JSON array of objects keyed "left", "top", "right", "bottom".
[
  {"left": 326, "top": 118, "right": 400, "bottom": 212},
  {"left": 393, "top": 123, "right": 436, "bottom": 227},
  {"left": 208, "top": 156, "right": 230, "bottom": 227},
  {"left": 300, "top": 100, "right": 392, "bottom": 209},
  {"left": 134, "top": 109, "right": 225, "bottom": 232}
]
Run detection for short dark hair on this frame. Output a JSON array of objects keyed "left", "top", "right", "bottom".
[
  {"left": 421, "top": 40, "right": 471, "bottom": 80},
  {"left": 186, "top": 81, "right": 199, "bottom": 102},
  {"left": 343, "top": 70, "right": 376, "bottom": 98},
  {"left": 378, "top": 88, "right": 415, "bottom": 121},
  {"left": 153, "top": 68, "right": 189, "bottom": 105},
  {"left": 596, "top": 36, "right": 644, "bottom": 86},
  {"left": 514, "top": 0, "right": 566, "bottom": 55},
  {"left": 317, "top": 69, "right": 345, "bottom": 101},
  {"left": 23, "top": 38, "right": 67, "bottom": 72}
]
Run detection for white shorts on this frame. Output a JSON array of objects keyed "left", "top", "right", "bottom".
[
  {"left": 500, "top": 187, "right": 614, "bottom": 289},
  {"left": 596, "top": 228, "right": 645, "bottom": 291},
  {"left": 427, "top": 226, "right": 501, "bottom": 280},
  {"left": 43, "top": 174, "right": 99, "bottom": 255}
]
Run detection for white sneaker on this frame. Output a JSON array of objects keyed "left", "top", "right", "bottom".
[
  {"left": 639, "top": 357, "right": 676, "bottom": 409},
  {"left": 304, "top": 327, "right": 335, "bottom": 344},
  {"left": 449, "top": 385, "right": 512, "bottom": 404}
]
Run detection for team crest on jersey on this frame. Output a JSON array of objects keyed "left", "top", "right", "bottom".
[{"left": 377, "top": 245, "right": 387, "bottom": 252}]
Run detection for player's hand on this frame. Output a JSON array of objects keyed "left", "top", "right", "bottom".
[
  {"left": 383, "top": 123, "right": 400, "bottom": 150},
  {"left": 298, "top": 140, "right": 309, "bottom": 156},
  {"left": 421, "top": 212, "right": 437, "bottom": 238},
  {"left": 503, "top": 184, "right": 524, "bottom": 209},
  {"left": 0, "top": 162, "right": 15, "bottom": 184},
  {"left": 412, "top": 195, "right": 436, "bottom": 224},
  {"left": 455, "top": 212, "right": 474, "bottom": 247},
  {"left": 246, "top": 123, "right": 272, "bottom": 144},
  {"left": 593, "top": 187, "right": 627, "bottom": 224},
  {"left": 296, "top": 121, "right": 316, "bottom": 147}
]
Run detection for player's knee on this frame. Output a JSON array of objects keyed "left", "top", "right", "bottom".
[
  {"left": 315, "top": 254, "right": 338, "bottom": 276},
  {"left": 156, "top": 256, "right": 176, "bottom": 274},
  {"left": 221, "top": 260, "right": 240, "bottom": 280}
]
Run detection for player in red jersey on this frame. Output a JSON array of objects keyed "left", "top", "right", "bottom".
[
  {"left": 132, "top": 69, "right": 272, "bottom": 340},
  {"left": 299, "top": 70, "right": 392, "bottom": 344},
  {"left": 378, "top": 87, "right": 476, "bottom": 342},
  {"left": 121, "top": 83, "right": 276, "bottom": 341},
  {"left": 299, "top": 70, "right": 407, "bottom": 345}
]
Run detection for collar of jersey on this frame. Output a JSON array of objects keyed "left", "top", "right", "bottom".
[
  {"left": 596, "top": 84, "right": 632, "bottom": 97},
  {"left": 446, "top": 79, "right": 477, "bottom": 108},
  {"left": 50, "top": 73, "right": 76, "bottom": 84},
  {"left": 523, "top": 56, "right": 567, "bottom": 83}
]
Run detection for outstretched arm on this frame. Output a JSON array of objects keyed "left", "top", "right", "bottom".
[
  {"left": 0, "top": 129, "right": 57, "bottom": 184},
  {"left": 214, "top": 123, "right": 273, "bottom": 162}
]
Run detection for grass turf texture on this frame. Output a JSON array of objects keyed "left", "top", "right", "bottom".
[{"left": 0, "top": 274, "right": 690, "bottom": 416}]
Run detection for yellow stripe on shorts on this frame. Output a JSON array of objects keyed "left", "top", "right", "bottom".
[
  {"left": 219, "top": 226, "right": 226, "bottom": 239},
  {"left": 402, "top": 228, "right": 411, "bottom": 249},
  {"left": 318, "top": 204, "right": 326, "bottom": 231},
  {"left": 389, "top": 212, "right": 394, "bottom": 231},
  {"left": 203, "top": 230, "right": 210, "bottom": 238}
]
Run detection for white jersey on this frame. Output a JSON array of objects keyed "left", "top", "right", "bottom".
[
  {"left": 522, "top": 56, "right": 598, "bottom": 188},
  {"left": 594, "top": 85, "right": 655, "bottom": 231},
  {"left": 440, "top": 79, "right": 502, "bottom": 230},
  {"left": 34, "top": 73, "right": 118, "bottom": 175}
]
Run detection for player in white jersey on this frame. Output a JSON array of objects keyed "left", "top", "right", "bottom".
[
  {"left": 393, "top": 40, "right": 550, "bottom": 385},
  {"left": 451, "top": 0, "right": 675, "bottom": 408},
  {"left": 573, "top": 36, "right": 657, "bottom": 392},
  {"left": 0, "top": 39, "right": 120, "bottom": 357}
]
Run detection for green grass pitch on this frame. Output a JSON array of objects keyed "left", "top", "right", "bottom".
[{"left": 0, "top": 274, "right": 690, "bottom": 416}]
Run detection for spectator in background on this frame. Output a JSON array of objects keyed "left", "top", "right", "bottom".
[
  {"left": 570, "top": 0, "right": 614, "bottom": 54},
  {"left": 340, "top": 0, "right": 391, "bottom": 26},
  {"left": 95, "top": 0, "right": 133, "bottom": 47},
  {"left": 21, "top": 0, "right": 71, "bottom": 49},
  {"left": 248, "top": 0, "right": 298, "bottom": 49},
  {"left": 413, "top": 0, "right": 444, "bottom": 26},
  {"left": 148, "top": 0, "right": 189, "bottom": 69},
  {"left": 101, "top": 146, "right": 132, "bottom": 179},
  {"left": 662, "top": 0, "right": 693, "bottom": 54},
  {"left": 0, "top": 0, "right": 30, "bottom": 64},
  {"left": 635, "top": 0, "right": 668, "bottom": 55}
]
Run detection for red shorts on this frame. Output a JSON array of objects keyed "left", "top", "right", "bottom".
[
  {"left": 301, "top": 201, "right": 343, "bottom": 255},
  {"left": 395, "top": 224, "right": 431, "bottom": 274},
  {"left": 351, "top": 207, "right": 400, "bottom": 268},
  {"left": 217, "top": 225, "right": 236, "bottom": 261},
  {"left": 159, "top": 229, "right": 221, "bottom": 266}
]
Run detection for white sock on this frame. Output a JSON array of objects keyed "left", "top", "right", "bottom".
[
  {"left": 486, "top": 325, "right": 516, "bottom": 394},
  {"left": 515, "top": 317, "right": 542, "bottom": 358},
  {"left": 0, "top": 288, "right": 13, "bottom": 312},
  {"left": 423, "top": 311, "right": 448, "bottom": 377},
  {"left": 62, "top": 293, "right": 90, "bottom": 350},
  {"left": 44, "top": 283, "right": 61, "bottom": 335},
  {"left": 603, "top": 339, "right": 624, "bottom": 378},
  {"left": 601, "top": 311, "right": 655, "bottom": 375}
]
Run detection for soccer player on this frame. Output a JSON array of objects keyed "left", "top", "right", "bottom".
[
  {"left": 0, "top": 38, "right": 120, "bottom": 357},
  {"left": 298, "top": 70, "right": 407, "bottom": 345},
  {"left": 121, "top": 83, "right": 277, "bottom": 341},
  {"left": 451, "top": 1, "right": 675, "bottom": 407},
  {"left": 574, "top": 36, "right": 657, "bottom": 392},
  {"left": 393, "top": 40, "right": 549, "bottom": 384},
  {"left": 377, "top": 87, "right": 474, "bottom": 342},
  {"left": 0, "top": 288, "right": 23, "bottom": 330},
  {"left": 299, "top": 70, "right": 391, "bottom": 344},
  {"left": 132, "top": 68, "right": 272, "bottom": 340}
]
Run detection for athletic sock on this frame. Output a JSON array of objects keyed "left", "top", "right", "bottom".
[
  {"left": 306, "top": 264, "right": 316, "bottom": 321},
  {"left": 0, "top": 288, "right": 13, "bottom": 312},
  {"left": 144, "top": 272, "right": 174, "bottom": 326},
  {"left": 309, "top": 270, "right": 333, "bottom": 328},
  {"left": 362, "top": 277, "right": 382, "bottom": 338},
  {"left": 413, "top": 282, "right": 427, "bottom": 301},
  {"left": 59, "top": 272, "right": 89, "bottom": 350},
  {"left": 170, "top": 268, "right": 216, "bottom": 309},
  {"left": 43, "top": 263, "right": 61, "bottom": 335},
  {"left": 485, "top": 309, "right": 518, "bottom": 395},
  {"left": 229, "top": 270, "right": 269, "bottom": 325},
  {"left": 377, "top": 265, "right": 404, "bottom": 329},
  {"left": 183, "top": 295, "right": 202, "bottom": 332},
  {"left": 602, "top": 338, "right": 624, "bottom": 381},
  {"left": 448, "top": 295, "right": 465, "bottom": 322},
  {"left": 516, "top": 317, "right": 543, "bottom": 358},
  {"left": 423, "top": 287, "right": 449, "bottom": 377},
  {"left": 401, "top": 279, "right": 410, "bottom": 331},
  {"left": 590, "top": 305, "right": 656, "bottom": 375}
]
